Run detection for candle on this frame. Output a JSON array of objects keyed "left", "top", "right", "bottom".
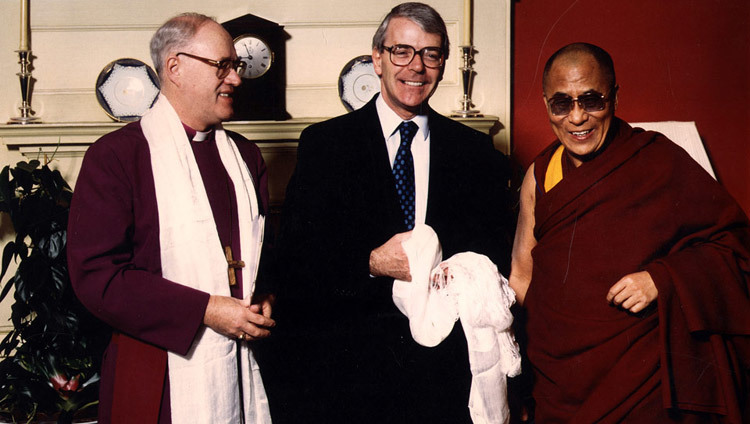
[
  {"left": 463, "top": 0, "right": 472, "bottom": 46},
  {"left": 20, "top": 0, "right": 29, "bottom": 50}
]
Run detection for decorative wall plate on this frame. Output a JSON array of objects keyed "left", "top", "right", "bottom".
[
  {"left": 96, "top": 58, "right": 160, "bottom": 122},
  {"left": 338, "top": 55, "right": 380, "bottom": 112}
]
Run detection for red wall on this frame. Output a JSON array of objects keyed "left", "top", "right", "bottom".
[{"left": 512, "top": 0, "right": 750, "bottom": 214}]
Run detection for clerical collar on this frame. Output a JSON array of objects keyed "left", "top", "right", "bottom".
[
  {"left": 192, "top": 130, "right": 212, "bottom": 142},
  {"left": 182, "top": 123, "right": 214, "bottom": 142},
  {"left": 376, "top": 94, "right": 430, "bottom": 141}
]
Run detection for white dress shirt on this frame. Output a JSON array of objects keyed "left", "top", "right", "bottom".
[{"left": 376, "top": 95, "right": 430, "bottom": 226}]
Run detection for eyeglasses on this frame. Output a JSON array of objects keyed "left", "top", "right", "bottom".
[
  {"left": 176, "top": 52, "right": 246, "bottom": 79},
  {"left": 546, "top": 90, "right": 615, "bottom": 116},
  {"left": 383, "top": 44, "right": 444, "bottom": 69}
]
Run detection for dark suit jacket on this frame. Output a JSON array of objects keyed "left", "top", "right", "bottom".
[{"left": 261, "top": 96, "right": 514, "bottom": 423}]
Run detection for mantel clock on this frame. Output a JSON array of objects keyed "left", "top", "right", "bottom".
[{"left": 222, "top": 14, "right": 289, "bottom": 121}]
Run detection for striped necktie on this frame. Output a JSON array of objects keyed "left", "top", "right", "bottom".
[{"left": 393, "top": 121, "right": 418, "bottom": 230}]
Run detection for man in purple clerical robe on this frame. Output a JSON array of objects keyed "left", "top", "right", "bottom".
[
  {"left": 68, "top": 13, "right": 275, "bottom": 424},
  {"left": 509, "top": 42, "right": 750, "bottom": 422}
]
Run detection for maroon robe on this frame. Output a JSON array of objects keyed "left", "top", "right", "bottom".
[
  {"left": 67, "top": 121, "right": 269, "bottom": 423},
  {"left": 525, "top": 118, "right": 750, "bottom": 422}
]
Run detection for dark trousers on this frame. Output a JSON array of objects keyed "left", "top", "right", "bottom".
[{"left": 256, "top": 312, "right": 472, "bottom": 424}]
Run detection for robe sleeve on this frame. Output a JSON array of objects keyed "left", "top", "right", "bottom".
[
  {"left": 641, "top": 143, "right": 750, "bottom": 416},
  {"left": 646, "top": 225, "right": 750, "bottom": 416},
  {"left": 640, "top": 139, "right": 750, "bottom": 335},
  {"left": 68, "top": 133, "right": 209, "bottom": 356},
  {"left": 646, "top": 226, "right": 750, "bottom": 334}
]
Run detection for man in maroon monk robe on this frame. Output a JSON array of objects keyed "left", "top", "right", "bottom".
[
  {"left": 509, "top": 42, "right": 750, "bottom": 423},
  {"left": 68, "top": 13, "right": 275, "bottom": 424}
]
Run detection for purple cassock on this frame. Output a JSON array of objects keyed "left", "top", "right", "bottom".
[{"left": 67, "top": 121, "right": 269, "bottom": 423}]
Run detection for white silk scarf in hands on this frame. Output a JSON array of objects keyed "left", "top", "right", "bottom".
[{"left": 392, "top": 224, "right": 521, "bottom": 424}]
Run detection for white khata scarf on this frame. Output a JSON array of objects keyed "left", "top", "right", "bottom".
[
  {"left": 141, "top": 95, "right": 271, "bottom": 423},
  {"left": 392, "top": 225, "right": 521, "bottom": 424}
]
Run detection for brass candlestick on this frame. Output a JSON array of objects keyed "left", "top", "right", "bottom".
[
  {"left": 9, "top": 49, "right": 40, "bottom": 124},
  {"left": 451, "top": 45, "right": 481, "bottom": 118}
]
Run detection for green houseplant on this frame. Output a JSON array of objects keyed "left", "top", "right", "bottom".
[{"left": 0, "top": 159, "right": 108, "bottom": 423}]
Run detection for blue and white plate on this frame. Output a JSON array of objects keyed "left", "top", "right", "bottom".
[
  {"left": 96, "top": 58, "right": 160, "bottom": 122},
  {"left": 338, "top": 55, "right": 380, "bottom": 112}
]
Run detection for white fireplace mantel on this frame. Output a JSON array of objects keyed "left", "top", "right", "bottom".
[{"left": 0, "top": 116, "right": 501, "bottom": 209}]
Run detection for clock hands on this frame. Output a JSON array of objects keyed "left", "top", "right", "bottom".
[{"left": 233, "top": 36, "right": 271, "bottom": 79}]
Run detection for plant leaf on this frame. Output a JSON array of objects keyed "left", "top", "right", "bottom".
[
  {"left": 12, "top": 165, "right": 34, "bottom": 196},
  {"left": 0, "top": 165, "right": 11, "bottom": 213},
  {"left": 16, "top": 232, "right": 28, "bottom": 261},
  {"left": 0, "top": 241, "right": 16, "bottom": 285},
  {"left": 0, "top": 270, "right": 16, "bottom": 303}
]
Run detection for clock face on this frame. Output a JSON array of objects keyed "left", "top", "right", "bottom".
[{"left": 233, "top": 35, "right": 273, "bottom": 79}]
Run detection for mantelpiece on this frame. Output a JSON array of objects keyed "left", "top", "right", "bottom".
[
  {"left": 0, "top": 116, "right": 499, "bottom": 146},
  {"left": 0, "top": 116, "right": 501, "bottom": 209}
]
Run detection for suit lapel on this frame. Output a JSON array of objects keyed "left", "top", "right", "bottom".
[
  {"left": 359, "top": 99, "right": 391, "bottom": 181},
  {"left": 425, "top": 109, "right": 449, "bottom": 227}
]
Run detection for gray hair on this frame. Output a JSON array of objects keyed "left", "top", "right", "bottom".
[
  {"left": 372, "top": 2, "right": 450, "bottom": 61},
  {"left": 543, "top": 42, "right": 617, "bottom": 93},
  {"left": 150, "top": 13, "right": 216, "bottom": 77}
]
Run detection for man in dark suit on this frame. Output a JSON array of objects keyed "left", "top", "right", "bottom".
[{"left": 260, "top": 3, "right": 515, "bottom": 423}]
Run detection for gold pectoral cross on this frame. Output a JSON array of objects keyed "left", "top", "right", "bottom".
[{"left": 224, "top": 246, "right": 245, "bottom": 286}]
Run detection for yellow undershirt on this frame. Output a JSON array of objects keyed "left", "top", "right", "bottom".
[{"left": 544, "top": 145, "right": 566, "bottom": 192}]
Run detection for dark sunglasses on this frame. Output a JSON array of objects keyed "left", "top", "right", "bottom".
[{"left": 546, "top": 89, "right": 615, "bottom": 116}]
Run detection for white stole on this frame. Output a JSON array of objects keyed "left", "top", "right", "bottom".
[
  {"left": 141, "top": 95, "right": 271, "bottom": 423},
  {"left": 392, "top": 225, "right": 521, "bottom": 424}
]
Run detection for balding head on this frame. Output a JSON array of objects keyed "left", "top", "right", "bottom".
[
  {"left": 150, "top": 13, "right": 215, "bottom": 79},
  {"left": 543, "top": 43, "right": 616, "bottom": 93}
]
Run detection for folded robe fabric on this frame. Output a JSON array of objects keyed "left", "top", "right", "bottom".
[{"left": 393, "top": 225, "right": 521, "bottom": 424}]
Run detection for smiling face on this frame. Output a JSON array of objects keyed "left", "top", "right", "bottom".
[
  {"left": 169, "top": 20, "right": 241, "bottom": 130},
  {"left": 372, "top": 17, "right": 443, "bottom": 120},
  {"left": 543, "top": 53, "right": 617, "bottom": 167}
]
